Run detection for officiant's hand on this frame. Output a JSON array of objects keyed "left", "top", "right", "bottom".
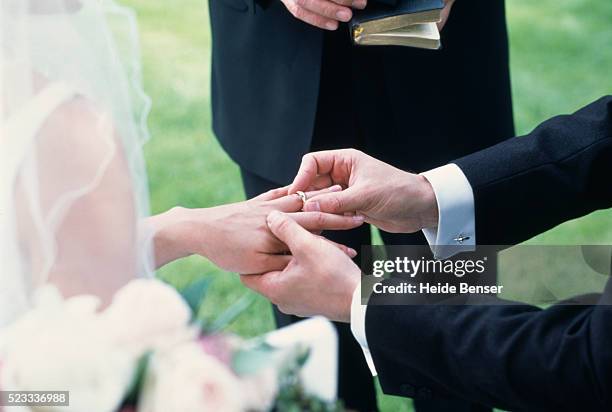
[
  {"left": 149, "top": 186, "right": 363, "bottom": 273},
  {"left": 280, "top": 0, "right": 366, "bottom": 31},
  {"left": 438, "top": 0, "right": 456, "bottom": 31},
  {"left": 241, "top": 211, "right": 360, "bottom": 322},
  {"left": 281, "top": 0, "right": 453, "bottom": 32},
  {"left": 289, "top": 149, "right": 439, "bottom": 233}
]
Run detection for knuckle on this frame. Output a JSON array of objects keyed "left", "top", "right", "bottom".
[
  {"left": 271, "top": 187, "right": 286, "bottom": 198},
  {"left": 320, "top": 3, "right": 335, "bottom": 16},
  {"left": 348, "top": 148, "right": 362, "bottom": 157},
  {"left": 301, "top": 154, "right": 315, "bottom": 169},
  {"left": 275, "top": 217, "right": 292, "bottom": 233},
  {"left": 267, "top": 291, "right": 280, "bottom": 306},
  {"left": 269, "top": 289, "right": 287, "bottom": 307},
  {"left": 293, "top": 5, "right": 305, "bottom": 18},
  {"left": 277, "top": 305, "right": 290, "bottom": 315},
  {"left": 285, "top": 1, "right": 297, "bottom": 14},
  {"left": 314, "top": 212, "right": 326, "bottom": 226},
  {"left": 330, "top": 195, "right": 343, "bottom": 212},
  {"left": 260, "top": 281, "right": 279, "bottom": 302},
  {"left": 168, "top": 206, "right": 187, "bottom": 217}
]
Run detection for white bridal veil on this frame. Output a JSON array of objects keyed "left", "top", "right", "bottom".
[{"left": 0, "top": 0, "right": 154, "bottom": 326}]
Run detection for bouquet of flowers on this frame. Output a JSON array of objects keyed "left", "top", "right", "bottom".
[{"left": 0, "top": 279, "right": 342, "bottom": 412}]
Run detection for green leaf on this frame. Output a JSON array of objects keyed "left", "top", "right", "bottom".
[
  {"left": 179, "top": 277, "right": 212, "bottom": 318},
  {"left": 208, "top": 292, "right": 256, "bottom": 333},
  {"left": 232, "top": 340, "right": 277, "bottom": 376},
  {"left": 123, "top": 352, "right": 151, "bottom": 406},
  {"left": 296, "top": 346, "right": 311, "bottom": 368}
]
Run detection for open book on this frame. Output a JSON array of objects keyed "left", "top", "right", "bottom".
[{"left": 350, "top": 0, "right": 444, "bottom": 49}]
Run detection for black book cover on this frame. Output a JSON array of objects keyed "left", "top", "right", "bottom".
[{"left": 351, "top": 0, "right": 444, "bottom": 25}]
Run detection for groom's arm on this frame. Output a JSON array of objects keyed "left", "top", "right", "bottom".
[
  {"left": 363, "top": 280, "right": 612, "bottom": 410},
  {"left": 422, "top": 95, "right": 612, "bottom": 250},
  {"left": 353, "top": 95, "right": 612, "bottom": 399},
  {"left": 453, "top": 95, "right": 612, "bottom": 245}
]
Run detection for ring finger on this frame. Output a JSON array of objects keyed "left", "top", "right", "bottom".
[{"left": 270, "top": 184, "right": 343, "bottom": 212}]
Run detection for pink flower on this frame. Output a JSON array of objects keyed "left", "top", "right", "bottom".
[
  {"left": 137, "top": 341, "right": 246, "bottom": 412},
  {"left": 198, "top": 334, "right": 239, "bottom": 366}
]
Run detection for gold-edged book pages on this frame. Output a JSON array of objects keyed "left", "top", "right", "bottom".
[
  {"left": 351, "top": 6, "right": 441, "bottom": 49},
  {"left": 353, "top": 22, "right": 441, "bottom": 49}
]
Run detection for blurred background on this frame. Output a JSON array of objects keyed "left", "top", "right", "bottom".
[{"left": 122, "top": 0, "right": 612, "bottom": 410}]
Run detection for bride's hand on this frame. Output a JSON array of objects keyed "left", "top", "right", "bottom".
[{"left": 149, "top": 186, "right": 365, "bottom": 273}]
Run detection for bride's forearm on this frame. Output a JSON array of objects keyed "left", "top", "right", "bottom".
[{"left": 146, "top": 207, "right": 210, "bottom": 269}]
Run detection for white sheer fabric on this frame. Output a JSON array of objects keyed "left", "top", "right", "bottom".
[{"left": 1, "top": 0, "right": 154, "bottom": 326}]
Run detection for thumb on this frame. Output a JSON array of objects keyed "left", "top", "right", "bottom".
[
  {"left": 267, "top": 211, "right": 315, "bottom": 257},
  {"left": 303, "top": 187, "right": 361, "bottom": 214}
]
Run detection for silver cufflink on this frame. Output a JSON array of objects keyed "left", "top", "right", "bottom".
[{"left": 454, "top": 235, "right": 471, "bottom": 243}]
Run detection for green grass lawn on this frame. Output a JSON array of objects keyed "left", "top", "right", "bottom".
[{"left": 121, "top": 1, "right": 612, "bottom": 410}]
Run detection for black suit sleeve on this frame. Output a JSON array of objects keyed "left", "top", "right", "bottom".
[
  {"left": 366, "top": 285, "right": 612, "bottom": 411},
  {"left": 366, "top": 96, "right": 612, "bottom": 410},
  {"left": 454, "top": 96, "right": 612, "bottom": 245}
]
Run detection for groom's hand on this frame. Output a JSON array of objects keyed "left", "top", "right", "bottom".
[
  {"left": 280, "top": 0, "right": 366, "bottom": 31},
  {"left": 241, "top": 211, "right": 360, "bottom": 322},
  {"left": 289, "top": 149, "right": 439, "bottom": 233}
]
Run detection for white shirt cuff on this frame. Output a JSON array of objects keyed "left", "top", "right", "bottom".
[
  {"left": 350, "top": 283, "right": 377, "bottom": 376},
  {"left": 420, "top": 163, "right": 476, "bottom": 259}
]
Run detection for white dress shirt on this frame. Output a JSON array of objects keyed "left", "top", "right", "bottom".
[{"left": 350, "top": 163, "right": 476, "bottom": 375}]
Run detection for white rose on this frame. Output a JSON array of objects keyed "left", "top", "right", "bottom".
[
  {"left": 0, "top": 286, "right": 135, "bottom": 412},
  {"left": 99, "top": 279, "right": 195, "bottom": 356},
  {"left": 138, "top": 342, "right": 245, "bottom": 412},
  {"left": 240, "top": 366, "right": 278, "bottom": 411}
]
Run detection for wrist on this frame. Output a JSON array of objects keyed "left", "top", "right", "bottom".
[
  {"left": 151, "top": 207, "right": 199, "bottom": 268},
  {"left": 340, "top": 265, "right": 362, "bottom": 323},
  {"left": 415, "top": 174, "right": 439, "bottom": 229}
]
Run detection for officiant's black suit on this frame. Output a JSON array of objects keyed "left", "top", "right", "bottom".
[
  {"left": 367, "top": 96, "right": 612, "bottom": 411},
  {"left": 210, "top": 0, "right": 514, "bottom": 410}
]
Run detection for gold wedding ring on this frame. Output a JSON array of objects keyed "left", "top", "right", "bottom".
[{"left": 296, "top": 191, "right": 308, "bottom": 208}]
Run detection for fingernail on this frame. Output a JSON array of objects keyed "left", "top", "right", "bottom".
[
  {"left": 353, "top": 215, "right": 365, "bottom": 222},
  {"left": 336, "top": 9, "right": 351, "bottom": 22},
  {"left": 348, "top": 248, "right": 358, "bottom": 258},
  {"left": 305, "top": 201, "right": 321, "bottom": 212},
  {"left": 352, "top": 0, "right": 366, "bottom": 9},
  {"left": 328, "top": 185, "right": 343, "bottom": 192},
  {"left": 326, "top": 21, "right": 338, "bottom": 30}
]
